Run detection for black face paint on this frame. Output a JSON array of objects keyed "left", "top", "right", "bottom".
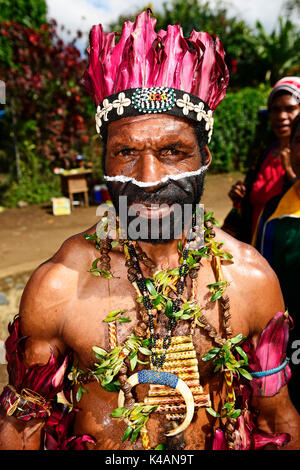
[{"left": 106, "top": 171, "right": 206, "bottom": 243}]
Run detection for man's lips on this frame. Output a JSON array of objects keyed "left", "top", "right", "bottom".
[{"left": 129, "top": 202, "right": 174, "bottom": 219}]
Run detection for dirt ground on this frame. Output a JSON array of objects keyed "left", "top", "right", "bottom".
[{"left": 0, "top": 172, "right": 242, "bottom": 389}]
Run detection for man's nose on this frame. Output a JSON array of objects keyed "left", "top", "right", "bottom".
[{"left": 135, "top": 152, "right": 165, "bottom": 188}]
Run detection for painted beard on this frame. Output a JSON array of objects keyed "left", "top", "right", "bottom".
[{"left": 106, "top": 172, "right": 206, "bottom": 243}]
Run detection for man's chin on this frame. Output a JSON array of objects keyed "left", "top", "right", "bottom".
[{"left": 124, "top": 213, "right": 186, "bottom": 244}]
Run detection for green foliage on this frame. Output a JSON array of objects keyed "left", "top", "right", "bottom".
[
  {"left": 201, "top": 333, "right": 251, "bottom": 378},
  {"left": 111, "top": 403, "right": 158, "bottom": 443},
  {"left": 0, "top": 0, "right": 47, "bottom": 27},
  {"left": 2, "top": 162, "right": 61, "bottom": 207},
  {"left": 104, "top": 309, "right": 131, "bottom": 323},
  {"left": 252, "top": 17, "right": 300, "bottom": 84},
  {"left": 209, "top": 85, "right": 272, "bottom": 173}
]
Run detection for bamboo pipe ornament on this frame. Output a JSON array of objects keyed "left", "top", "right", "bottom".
[{"left": 118, "top": 370, "right": 195, "bottom": 437}]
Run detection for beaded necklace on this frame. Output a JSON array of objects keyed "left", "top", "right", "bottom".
[{"left": 127, "top": 238, "right": 190, "bottom": 369}]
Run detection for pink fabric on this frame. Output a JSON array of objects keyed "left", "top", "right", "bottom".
[
  {"left": 249, "top": 147, "right": 285, "bottom": 236},
  {"left": 0, "top": 316, "right": 95, "bottom": 450},
  {"left": 242, "top": 312, "right": 291, "bottom": 397},
  {"left": 212, "top": 312, "right": 292, "bottom": 450}
]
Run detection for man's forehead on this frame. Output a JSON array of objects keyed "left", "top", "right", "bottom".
[{"left": 107, "top": 113, "right": 194, "bottom": 138}]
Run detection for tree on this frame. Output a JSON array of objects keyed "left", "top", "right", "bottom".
[
  {"left": 252, "top": 17, "right": 300, "bottom": 84},
  {"left": 0, "top": 19, "right": 96, "bottom": 205},
  {"left": 0, "top": 0, "right": 47, "bottom": 27},
  {"left": 284, "top": 0, "right": 300, "bottom": 16}
]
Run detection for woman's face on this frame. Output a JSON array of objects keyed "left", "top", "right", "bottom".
[{"left": 269, "top": 93, "right": 300, "bottom": 139}]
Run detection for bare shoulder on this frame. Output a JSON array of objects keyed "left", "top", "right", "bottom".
[
  {"left": 214, "top": 227, "right": 285, "bottom": 336},
  {"left": 19, "top": 226, "right": 98, "bottom": 344}
]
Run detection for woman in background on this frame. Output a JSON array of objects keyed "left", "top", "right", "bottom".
[{"left": 223, "top": 77, "right": 300, "bottom": 243}]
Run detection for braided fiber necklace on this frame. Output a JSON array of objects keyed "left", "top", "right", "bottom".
[{"left": 127, "top": 240, "right": 190, "bottom": 369}]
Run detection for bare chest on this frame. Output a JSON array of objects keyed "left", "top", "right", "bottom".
[
  {"left": 61, "top": 263, "right": 249, "bottom": 379},
  {"left": 59, "top": 261, "right": 251, "bottom": 449}
]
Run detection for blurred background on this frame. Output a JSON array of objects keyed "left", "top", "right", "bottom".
[{"left": 0, "top": 0, "right": 300, "bottom": 376}]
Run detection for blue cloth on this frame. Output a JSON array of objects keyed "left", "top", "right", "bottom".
[{"left": 138, "top": 369, "right": 179, "bottom": 388}]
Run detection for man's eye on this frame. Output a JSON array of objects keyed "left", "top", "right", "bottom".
[
  {"left": 117, "top": 148, "right": 135, "bottom": 156},
  {"left": 161, "top": 148, "right": 180, "bottom": 156}
]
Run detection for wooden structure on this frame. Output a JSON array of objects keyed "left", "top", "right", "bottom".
[{"left": 60, "top": 169, "right": 91, "bottom": 208}]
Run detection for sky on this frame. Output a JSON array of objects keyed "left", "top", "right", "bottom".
[{"left": 46, "top": 0, "right": 292, "bottom": 52}]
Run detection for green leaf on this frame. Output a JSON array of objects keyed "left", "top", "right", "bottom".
[
  {"left": 154, "top": 294, "right": 162, "bottom": 307},
  {"left": 222, "top": 402, "right": 234, "bottom": 412},
  {"left": 84, "top": 233, "right": 98, "bottom": 241},
  {"left": 91, "top": 258, "right": 100, "bottom": 270},
  {"left": 210, "top": 290, "right": 223, "bottom": 302},
  {"left": 164, "top": 300, "right": 173, "bottom": 318},
  {"left": 181, "top": 314, "right": 192, "bottom": 320},
  {"left": 102, "top": 380, "right": 120, "bottom": 392},
  {"left": 239, "top": 368, "right": 253, "bottom": 381},
  {"left": 130, "top": 353, "right": 138, "bottom": 371},
  {"left": 201, "top": 348, "right": 220, "bottom": 361},
  {"left": 235, "top": 346, "right": 249, "bottom": 365},
  {"left": 231, "top": 333, "right": 244, "bottom": 345},
  {"left": 222, "top": 252, "right": 233, "bottom": 261},
  {"left": 145, "top": 279, "right": 157, "bottom": 296},
  {"left": 117, "top": 317, "right": 131, "bottom": 323},
  {"left": 111, "top": 241, "right": 119, "bottom": 248},
  {"left": 207, "top": 281, "right": 225, "bottom": 288},
  {"left": 155, "top": 444, "right": 166, "bottom": 450},
  {"left": 122, "top": 426, "right": 133, "bottom": 442},
  {"left": 229, "top": 409, "right": 242, "bottom": 419},
  {"left": 76, "top": 386, "right": 82, "bottom": 402},
  {"left": 204, "top": 211, "right": 214, "bottom": 222},
  {"left": 178, "top": 241, "right": 183, "bottom": 252},
  {"left": 131, "top": 425, "right": 143, "bottom": 443},
  {"left": 107, "top": 309, "right": 126, "bottom": 318},
  {"left": 137, "top": 359, "right": 150, "bottom": 365},
  {"left": 206, "top": 407, "right": 221, "bottom": 418},
  {"left": 138, "top": 347, "right": 152, "bottom": 356},
  {"left": 111, "top": 407, "right": 126, "bottom": 418},
  {"left": 76, "top": 385, "right": 87, "bottom": 402},
  {"left": 92, "top": 346, "right": 107, "bottom": 357},
  {"left": 104, "top": 317, "right": 115, "bottom": 323}
]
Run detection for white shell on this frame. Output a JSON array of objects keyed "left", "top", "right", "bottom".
[{"left": 117, "top": 373, "right": 195, "bottom": 437}]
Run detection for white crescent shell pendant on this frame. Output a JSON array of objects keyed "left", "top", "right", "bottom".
[{"left": 117, "top": 373, "right": 195, "bottom": 437}]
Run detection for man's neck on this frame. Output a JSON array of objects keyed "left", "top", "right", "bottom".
[{"left": 137, "top": 236, "right": 185, "bottom": 272}]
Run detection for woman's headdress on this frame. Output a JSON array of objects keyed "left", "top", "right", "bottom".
[
  {"left": 83, "top": 9, "right": 229, "bottom": 143},
  {"left": 268, "top": 76, "right": 300, "bottom": 108}
]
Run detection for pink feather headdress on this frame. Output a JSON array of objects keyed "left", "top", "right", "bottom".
[{"left": 82, "top": 9, "right": 229, "bottom": 141}]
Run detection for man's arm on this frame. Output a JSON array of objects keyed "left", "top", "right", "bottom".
[
  {"left": 246, "top": 245, "right": 300, "bottom": 449},
  {"left": 252, "top": 388, "right": 300, "bottom": 450},
  {"left": 0, "top": 261, "right": 68, "bottom": 450}
]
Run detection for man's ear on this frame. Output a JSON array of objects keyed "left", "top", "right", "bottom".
[{"left": 203, "top": 145, "right": 212, "bottom": 167}]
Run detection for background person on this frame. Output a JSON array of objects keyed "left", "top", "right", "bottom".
[
  {"left": 223, "top": 77, "right": 300, "bottom": 243},
  {"left": 254, "top": 114, "right": 300, "bottom": 413}
]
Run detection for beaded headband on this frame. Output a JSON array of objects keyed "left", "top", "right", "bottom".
[{"left": 95, "top": 87, "right": 214, "bottom": 142}]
